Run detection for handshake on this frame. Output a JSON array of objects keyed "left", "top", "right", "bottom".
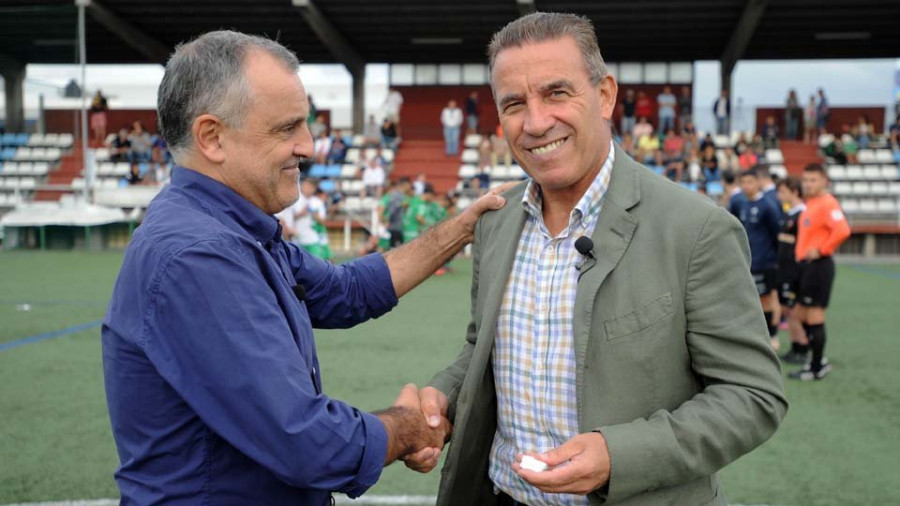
[{"left": 374, "top": 384, "right": 451, "bottom": 473}]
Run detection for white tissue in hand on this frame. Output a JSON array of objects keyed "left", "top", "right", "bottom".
[{"left": 520, "top": 455, "right": 548, "bottom": 472}]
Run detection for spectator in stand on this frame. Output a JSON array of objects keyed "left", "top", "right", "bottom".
[
  {"left": 635, "top": 90, "right": 652, "bottom": 126},
  {"left": 620, "top": 89, "right": 636, "bottom": 137},
  {"left": 662, "top": 127, "right": 685, "bottom": 181},
  {"left": 803, "top": 94, "right": 818, "bottom": 145},
  {"left": 413, "top": 174, "right": 427, "bottom": 195},
  {"left": 127, "top": 163, "right": 144, "bottom": 185},
  {"left": 713, "top": 89, "right": 731, "bottom": 135},
  {"left": 631, "top": 115, "right": 653, "bottom": 140},
  {"left": 383, "top": 86, "right": 404, "bottom": 123},
  {"left": 750, "top": 134, "right": 765, "bottom": 155},
  {"left": 360, "top": 154, "right": 386, "bottom": 198},
  {"left": 378, "top": 177, "right": 411, "bottom": 248},
  {"left": 677, "top": 86, "right": 692, "bottom": 130},
  {"left": 636, "top": 123, "right": 661, "bottom": 165},
  {"left": 721, "top": 146, "right": 740, "bottom": 173},
  {"left": 90, "top": 90, "right": 109, "bottom": 147},
  {"left": 151, "top": 136, "right": 171, "bottom": 184},
  {"left": 620, "top": 132, "right": 636, "bottom": 159},
  {"left": 841, "top": 125, "right": 859, "bottom": 164},
  {"left": 657, "top": 85, "right": 677, "bottom": 134},
  {"left": 129, "top": 120, "right": 153, "bottom": 164},
  {"left": 490, "top": 128, "right": 512, "bottom": 170},
  {"left": 309, "top": 114, "right": 327, "bottom": 139},
  {"left": 700, "top": 144, "right": 719, "bottom": 182},
  {"left": 363, "top": 115, "right": 381, "bottom": 148},
  {"left": 856, "top": 115, "right": 872, "bottom": 150},
  {"left": 816, "top": 88, "right": 830, "bottom": 134},
  {"left": 762, "top": 116, "right": 780, "bottom": 150},
  {"left": 784, "top": 90, "right": 801, "bottom": 141},
  {"left": 685, "top": 148, "right": 701, "bottom": 182},
  {"left": 823, "top": 134, "right": 847, "bottom": 165},
  {"left": 738, "top": 142, "right": 758, "bottom": 169},
  {"left": 440, "top": 100, "right": 463, "bottom": 156},
  {"left": 110, "top": 128, "right": 133, "bottom": 164},
  {"left": 699, "top": 132, "right": 715, "bottom": 152},
  {"left": 465, "top": 91, "right": 479, "bottom": 134},
  {"left": 327, "top": 131, "right": 348, "bottom": 165},
  {"left": 313, "top": 130, "right": 332, "bottom": 164},
  {"left": 890, "top": 114, "right": 900, "bottom": 149},
  {"left": 474, "top": 165, "right": 491, "bottom": 196},
  {"left": 478, "top": 135, "right": 493, "bottom": 172},
  {"left": 381, "top": 117, "right": 399, "bottom": 149},
  {"left": 306, "top": 94, "right": 318, "bottom": 123}
]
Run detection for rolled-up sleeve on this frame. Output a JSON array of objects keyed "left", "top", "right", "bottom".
[
  {"left": 286, "top": 244, "right": 398, "bottom": 328},
  {"left": 142, "top": 237, "right": 386, "bottom": 497}
]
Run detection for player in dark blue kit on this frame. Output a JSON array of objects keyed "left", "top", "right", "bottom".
[{"left": 736, "top": 168, "right": 783, "bottom": 350}]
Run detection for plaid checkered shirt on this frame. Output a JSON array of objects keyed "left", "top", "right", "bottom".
[{"left": 489, "top": 141, "right": 615, "bottom": 505}]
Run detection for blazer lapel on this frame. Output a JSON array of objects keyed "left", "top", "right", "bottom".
[{"left": 573, "top": 145, "right": 642, "bottom": 413}]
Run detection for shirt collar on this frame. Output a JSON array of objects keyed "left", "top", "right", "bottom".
[
  {"left": 521, "top": 139, "right": 615, "bottom": 235},
  {"left": 171, "top": 166, "right": 282, "bottom": 245}
]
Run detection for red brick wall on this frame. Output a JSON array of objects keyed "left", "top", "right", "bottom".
[{"left": 755, "top": 106, "right": 885, "bottom": 137}]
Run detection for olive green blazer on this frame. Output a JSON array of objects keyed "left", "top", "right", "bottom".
[{"left": 429, "top": 144, "right": 788, "bottom": 505}]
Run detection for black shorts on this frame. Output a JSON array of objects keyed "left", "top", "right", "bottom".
[
  {"left": 752, "top": 269, "right": 778, "bottom": 297},
  {"left": 777, "top": 265, "right": 800, "bottom": 307},
  {"left": 797, "top": 257, "right": 836, "bottom": 308}
]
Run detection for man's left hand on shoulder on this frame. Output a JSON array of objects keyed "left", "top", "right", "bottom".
[{"left": 513, "top": 432, "right": 611, "bottom": 495}]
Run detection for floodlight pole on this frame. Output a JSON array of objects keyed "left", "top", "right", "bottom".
[{"left": 77, "top": 0, "right": 91, "bottom": 204}]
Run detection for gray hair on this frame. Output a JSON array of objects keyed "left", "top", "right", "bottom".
[
  {"left": 487, "top": 12, "right": 608, "bottom": 87},
  {"left": 158, "top": 30, "right": 300, "bottom": 161}
]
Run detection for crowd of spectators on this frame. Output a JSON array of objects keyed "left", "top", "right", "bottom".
[{"left": 106, "top": 119, "right": 171, "bottom": 186}]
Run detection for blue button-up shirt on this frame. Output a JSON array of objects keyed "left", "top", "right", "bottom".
[{"left": 102, "top": 167, "right": 397, "bottom": 505}]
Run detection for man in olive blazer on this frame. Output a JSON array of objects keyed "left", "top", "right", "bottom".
[{"left": 408, "top": 13, "right": 787, "bottom": 506}]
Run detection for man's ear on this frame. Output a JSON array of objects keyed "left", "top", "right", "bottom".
[
  {"left": 191, "top": 114, "right": 226, "bottom": 164},
  {"left": 599, "top": 74, "right": 619, "bottom": 121}
]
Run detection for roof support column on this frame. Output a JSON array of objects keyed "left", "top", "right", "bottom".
[
  {"left": 719, "top": 0, "right": 769, "bottom": 95},
  {"left": 0, "top": 54, "right": 26, "bottom": 132},
  {"left": 78, "top": 0, "right": 170, "bottom": 64},
  {"left": 292, "top": 0, "right": 365, "bottom": 132}
]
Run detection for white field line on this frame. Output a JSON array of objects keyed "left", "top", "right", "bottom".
[{"left": 0, "top": 497, "right": 776, "bottom": 506}]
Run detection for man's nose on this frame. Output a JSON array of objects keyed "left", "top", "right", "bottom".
[{"left": 522, "top": 100, "right": 554, "bottom": 138}]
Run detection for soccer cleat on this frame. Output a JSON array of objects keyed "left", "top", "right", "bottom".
[{"left": 788, "top": 361, "right": 832, "bottom": 381}]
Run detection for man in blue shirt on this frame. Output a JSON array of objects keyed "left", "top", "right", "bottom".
[
  {"left": 736, "top": 167, "right": 782, "bottom": 350},
  {"left": 102, "top": 31, "right": 507, "bottom": 505}
]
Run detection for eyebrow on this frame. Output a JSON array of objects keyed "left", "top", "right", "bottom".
[
  {"left": 272, "top": 115, "right": 307, "bottom": 132},
  {"left": 497, "top": 79, "right": 576, "bottom": 109}
]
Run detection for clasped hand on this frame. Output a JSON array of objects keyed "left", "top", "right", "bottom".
[{"left": 379, "top": 385, "right": 451, "bottom": 473}]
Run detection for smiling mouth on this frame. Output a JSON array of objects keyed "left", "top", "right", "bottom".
[{"left": 528, "top": 137, "right": 568, "bottom": 155}]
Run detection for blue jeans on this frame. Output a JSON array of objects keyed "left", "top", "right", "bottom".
[
  {"left": 659, "top": 114, "right": 675, "bottom": 134},
  {"left": 716, "top": 117, "right": 730, "bottom": 135},
  {"left": 620, "top": 116, "right": 635, "bottom": 137},
  {"left": 444, "top": 126, "right": 460, "bottom": 155}
]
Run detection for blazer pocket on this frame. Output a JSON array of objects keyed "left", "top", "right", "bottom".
[{"left": 604, "top": 292, "right": 674, "bottom": 341}]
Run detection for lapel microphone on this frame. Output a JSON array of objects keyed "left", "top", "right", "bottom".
[
  {"left": 292, "top": 284, "right": 307, "bottom": 302},
  {"left": 575, "top": 236, "right": 595, "bottom": 260}
]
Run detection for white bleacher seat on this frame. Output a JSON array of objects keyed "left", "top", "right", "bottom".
[
  {"left": 71, "top": 177, "right": 86, "bottom": 189},
  {"left": 0, "top": 194, "right": 7, "bottom": 206},
  {"left": 57, "top": 133, "right": 74, "bottom": 148},
  {"left": 858, "top": 199, "right": 877, "bottom": 212},
  {"left": 113, "top": 162, "right": 131, "bottom": 176},
  {"left": 846, "top": 165, "right": 864, "bottom": 179},
  {"left": 19, "top": 177, "right": 36, "bottom": 189},
  {"left": 26, "top": 134, "right": 43, "bottom": 146},
  {"left": 102, "top": 178, "right": 119, "bottom": 189},
  {"left": 14, "top": 147, "right": 31, "bottom": 161},
  {"left": 833, "top": 182, "right": 852, "bottom": 195},
  {"left": 345, "top": 148, "right": 360, "bottom": 164},
  {"left": 877, "top": 199, "right": 897, "bottom": 212},
  {"left": 857, "top": 149, "right": 875, "bottom": 163},
  {"left": 828, "top": 166, "right": 846, "bottom": 180},
  {"left": 818, "top": 134, "right": 835, "bottom": 148},
  {"left": 45, "top": 147, "right": 62, "bottom": 161},
  {"left": 362, "top": 148, "right": 379, "bottom": 161},
  {"left": 94, "top": 148, "right": 111, "bottom": 162},
  {"left": 457, "top": 197, "right": 473, "bottom": 209},
  {"left": 340, "top": 165, "right": 357, "bottom": 178},
  {"left": 43, "top": 133, "right": 59, "bottom": 146},
  {"left": 490, "top": 166, "right": 509, "bottom": 179},
  {"left": 713, "top": 135, "right": 731, "bottom": 148},
  {"left": 769, "top": 165, "right": 787, "bottom": 179},
  {"left": 381, "top": 149, "right": 395, "bottom": 164},
  {"left": 464, "top": 134, "right": 482, "bottom": 149},
  {"left": 3, "top": 162, "right": 19, "bottom": 175},
  {"left": 351, "top": 135, "right": 365, "bottom": 148},
  {"left": 458, "top": 164, "right": 477, "bottom": 179},
  {"left": 360, "top": 197, "right": 377, "bottom": 211},
  {"left": 29, "top": 148, "right": 47, "bottom": 161},
  {"left": 32, "top": 162, "right": 49, "bottom": 176},
  {"left": 509, "top": 166, "right": 526, "bottom": 179},
  {"left": 840, "top": 199, "right": 859, "bottom": 212},
  {"left": 890, "top": 182, "right": 900, "bottom": 195},
  {"left": 880, "top": 165, "right": 899, "bottom": 180},
  {"left": 96, "top": 162, "right": 112, "bottom": 176},
  {"left": 870, "top": 182, "right": 888, "bottom": 195},
  {"left": 345, "top": 180, "right": 364, "bottom": 194},
  {"left": 1, "top": 178, "right": 16, "bottom": 189},
  {"left": 16, "top": 162, "right": 33, "bottom": 175},
  {"left": 875, "top": 149, "right": 893, "bottom": 163},
  {"left": 851, "top": 182, "right": 870, "bottom": 195},
  {"left": 863, "top": 166, "right": 882, "bottom": 180},
  {"left": 461, "top": 149, "right": 479, "bottom": 164},
  {"left": 764, "top": 149, "right": 784, "bottom": 164}
]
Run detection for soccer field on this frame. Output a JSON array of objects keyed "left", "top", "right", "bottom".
[{"left": 1, "top": 251, "right": 898, "bottom": 505}]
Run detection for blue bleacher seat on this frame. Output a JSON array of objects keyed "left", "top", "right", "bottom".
[
  {"left": 14, "top": 133, "right": 29, "bottom": 146},
  {"left": 319, "top": 179, "right": 336, "bottom": 192},
  {"left": 1, "top": 133, "right": 15, "bottom": 146},
  {"left": 342, "top": 135, "right": 353, "bottom": 148},
  {"left": 0, "top": 148, "right": 15, "bottom": 161},
  {"left": 138, "top": 162, "right": 151, "bottom": 176},
  {"left": 325, "top": 164, "right": 342, "bottom": 178},
  {"left": 650, "top": 165, "right": 664, "bottom": 175},
  {"left": 309, "top": 164, "right": 327, "bottom": 178},
  {"left": 707, "top": 181, "right": 724, "bottom": 195}
]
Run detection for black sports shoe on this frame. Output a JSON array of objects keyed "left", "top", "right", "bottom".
[
  {"left": 780, "top": 351, "right": 810, "bottom": 365},
  {"left": 788, "top": 361, "right": 832, "bottom": 381}
]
